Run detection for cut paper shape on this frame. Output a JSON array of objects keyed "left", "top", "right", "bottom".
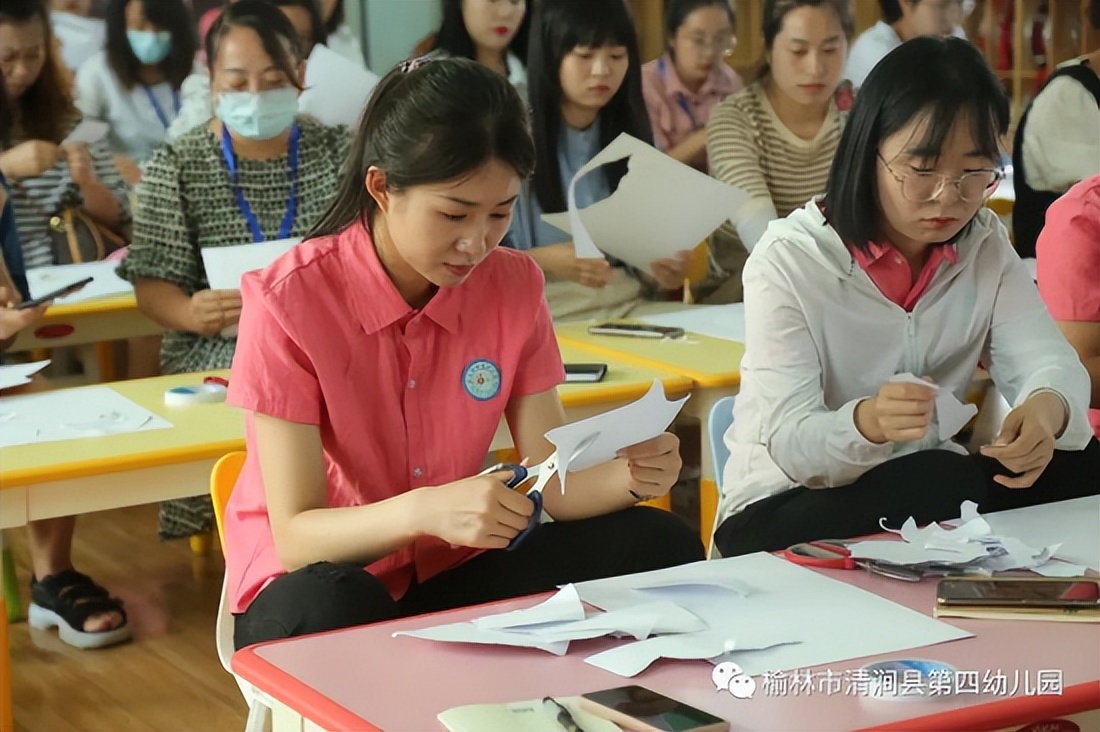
[
  {"left": 542, "top": 133, "right": 750, "bottom": 269},
  {"left": 544, "top": 380, "right": 687, "bottom": 492},
  {"left": 981, "top": 496, "right": 1099, "bottom": 570},
  {"left": 0, "top": 385, "right": 172, "bottom": 448},
  {"left": 584, "top": 629, "right": 799, "bottom": 678},
  {"left": 474, "top": 584, "right": 585, "bottom": 631},
  {"left": 200, "top": 238, "right": 301, "bottom": 337},
  {"left": 529, "top": 602, "right": 705, "bottom": 644},
  {"left": 62, "top": 119, "right": 109, "bottom": 146},
  {"left": 393, "top": 622, "right": 571, "bottom": 655},
  {"left": 26, "top": 261, "right": 134, "bottom": 304},
  {"left": 299, "top": 43, "right": 380, "bottom": 128},
  {"left": 888, "top": 372, "right": 978, "bottom": 438},
  {"left": 0, "top": 360, "right": 50, "bottom": 391}
]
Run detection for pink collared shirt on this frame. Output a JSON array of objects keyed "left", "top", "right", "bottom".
[
  {"left": 851, "top": 240, "right": 959, "bottom": 312},
  {"left": 1036, "top": 174, "right": 1100, "bottom": 439},
  {"left": 224, "top": 221, "right": 565, "bottom": 613},
  {"left": 641, "top": 53, "right": 742, "bottom": 171}
]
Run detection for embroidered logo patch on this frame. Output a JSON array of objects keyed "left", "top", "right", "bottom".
[{"left": 462, "top": 359, "right": 501, "bottom": 401}]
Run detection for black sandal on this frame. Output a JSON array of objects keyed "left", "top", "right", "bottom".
[{"left": 27, "top": 570, "right": 132, "bottom": 649}]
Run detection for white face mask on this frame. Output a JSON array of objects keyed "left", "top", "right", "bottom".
[{"left": 217, "top": 87, "right": 299, "bottom": 140}]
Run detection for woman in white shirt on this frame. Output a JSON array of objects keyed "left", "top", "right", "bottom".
[
  {"left": 318, "top": 0, "right": 363, "bottom": 65},
  {"left": 428, "top": 0, "right": 529, "bottom": 96},
  {"left": 75, "top": 0, "right": 195, "bottom": 182},
  {"left": 713, "top": 36, "right": 1099, "bottom": 557}
]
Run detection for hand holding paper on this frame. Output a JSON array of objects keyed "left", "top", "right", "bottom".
[
  {"left": 200, "top": 238, "right": 300, "bottom": 337},
  {"left": 885, "top": 373, "right": 977, "bottom": 441},
  {"left": 978, "top": 390, "right": 1065, "bottom": 489}
]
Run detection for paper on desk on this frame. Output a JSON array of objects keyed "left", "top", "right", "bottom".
[
  {"left": 299, "top": 43, "right": 380, "bottom": 127},
  {"left": 889, "top": 372, "right": 978, "bottom": 438},
  {"left": 62, "top": 119, "right": 109, "bottom": 146},
  {"left": 982, "top": 496, "right": 1099, "bottom": 569},
  {"left": 474, "top": 584, "right": 585, "bottom": 631},
  {"left": 394, "top": 622, "right": 571, "bottom": 655},
  {"left": 0, "top": 385, "right": 172, "bottom": 448},
  {"left": 0, "top": 360, "right": 50, "bottom": 391},
  {"left": 541, "top": 133, "right": 750, "bottom": 269},
  {"left": 201, "top": 238, "right": 301, "bottom": 337},
  {"left": 544, "top": 379, "right": 688, "bottom": 492},
  {"left": 639, "top": 304, "right": 746, "bottom": 343},
  {"left": 529, "top": 602, "right": 705, "bottom": 644},
  {"left": 585, "top": 629, "right": 799, "bottom": 678},
  {"left": 26, "top": 261, "right": 134, "bottom": 304}
]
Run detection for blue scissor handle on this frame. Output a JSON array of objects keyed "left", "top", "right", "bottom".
[{"left": 488, "top": 463, "right": 542, "bottom": 550}]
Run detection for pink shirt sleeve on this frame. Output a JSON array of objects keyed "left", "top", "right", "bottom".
[
  {"left": 641, "top": 59, "right": 672, "bottom": 151},
  {"left": 511, "top": 259, "right": 565, "bottom": 397},
  {"left": 227, "top": 272, "right": 323, "bottom": 425},
  {"left": 1036, "top": 177, "right": 1100, "bottom": 321}
]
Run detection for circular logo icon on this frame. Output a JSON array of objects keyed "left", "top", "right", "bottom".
[{"left": 462, "top": 359, "right": 502, "bottom": 401}]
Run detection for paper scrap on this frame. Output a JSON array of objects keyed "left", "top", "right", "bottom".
[
  {"left": 299, "top": 43, "right": 380, "bottom": 128},
  {"left": 543, "top": 133, "right": 750, "bottom": 269},
  {"left": 981, "top": 496, "right": 1099, "bottom": 570},
  {"left": 889, "top": 372, "right": 978, "bottom": 438},
  {"left": 474, "top": 585, "right": 585, "bottom": 631},
  {"left": 530, "top": 602, "right": 705, "bottom": 644},
  {"left": 0, "top": 385, "right": 172, "bottom": 449},
  {"left": 393, "top": 622, "right": 571, "bottom": 655},
  {"left": 585, "top": 629, "right": 799, "bottom": 678},
  {"left": 200, "top": 238, "right": 301, "bottom": 337},
  {"left": 544, "top": 380, "right": 688, "bottom": 492},
  {"left": 62, "top": 119, "right": 109, "bottom": 146},
  {"left": 26, "top": 261, "right": 134, "bottom": 304},
  {"left": 0, "top": 360, "right": 50, "bottom": 391}
]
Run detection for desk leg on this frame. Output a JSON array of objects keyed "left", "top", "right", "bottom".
[
  {"left": 1, "top": 544, "right": 22, "bottom": 624},
  {"left": 270, "top": 699, "right": 305, "bottom": 732}
]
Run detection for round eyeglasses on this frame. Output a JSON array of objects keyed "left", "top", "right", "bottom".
[
  {"left": 682, "top": 32, "right": 737, "bottom": 57},
  {"left": 879, "top": 155, "right": 1004, "bottom": 203}
]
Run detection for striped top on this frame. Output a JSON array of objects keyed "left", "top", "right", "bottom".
[
  {"left": 7, "top": 117, "right": 132, "bottom": 270},
  {"left": 706, "top": 81, "right": 844, "bottom": 259}
]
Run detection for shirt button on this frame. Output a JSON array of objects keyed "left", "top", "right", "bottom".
[
  {"left": 412, "top": 467, "right": 423, "bottom": 478},
  {"left": 407, "top": 379, "right": 416, "bottom": 389}
]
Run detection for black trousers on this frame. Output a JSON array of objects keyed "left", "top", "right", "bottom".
[
  {"left": 715, "top": 440, "right": 1100, "bottom": 557},
  {"left": 234, "top": 506, "right": 705, "bottom": 650}
]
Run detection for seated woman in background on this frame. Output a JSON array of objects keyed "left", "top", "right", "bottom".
[
  {"left": 169, "top": 0, "right": 327, "bottom": 140},
  {"left": 1037, "top": 174, "right": 1100, "bottom": 441},
  {"left": 117, "top": 0, "right": 349, "bottom": 541},
  {"left": 713, "top": 37, "right": 1099, "bottom": 558},
  {"left": 701, "top": 0, "right": 851, "bottom": 304},
  {"left": 76, "top": 0, "right": 196, "bottom": 185},
  {"left": 318, "top": 0, "right": 364, "bottom": 64},
  {"left": 427, "top": 0, "right": 529, "bottom": 95},
  {"left": 0, "top": 0, "right": 130, "bottom": 272},
  {"left": 844, "top": 0, "right": 954, "bottom": 91},
  {"left": 506, "top": 0, "right": 690, "bottom": 321},
  {"left": 641, "top": 0, "right": 742, "bottom": 172}
]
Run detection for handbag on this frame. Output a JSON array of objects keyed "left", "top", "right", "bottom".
[{"left": 48, "top": 207, "right": 127, "bottom": 264}]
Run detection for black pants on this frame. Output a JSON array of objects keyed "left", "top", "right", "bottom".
[
  {"left": 234, "top": 506, "right": 704, "bottom": 650},
  {"left": 715, "top": 440, "right": 1100, "bottom": 557}
]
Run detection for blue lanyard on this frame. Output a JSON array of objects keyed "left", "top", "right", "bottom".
[
  {"left": 658, "top": 57, "right": 700, "bottom": 130},
  {"left": 220, "top": 123, "right": 299, "bottom": 243},
  {"left": 141, "top": 84, "right": 181, "bottom": 129}
]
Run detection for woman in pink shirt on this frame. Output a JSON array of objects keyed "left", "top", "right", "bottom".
[
  {"left": 224, "top": 57, "right": 704, "bottom": 649},
  {"left": 641, "top": 0, "right": 742, "bottom": 171}
]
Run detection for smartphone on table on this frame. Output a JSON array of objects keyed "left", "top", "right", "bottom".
[
  {"left": 587, "top": 323, "right": 685, "bottom": 339},
  {"left": 16, "top": 277, "right": 93, "bottom": 309},
  {"left": 578, "top": 685, "right": 729, "bottom": 732},
  {"left": 564, "top": 363, "right": 608, "bottom": 383},
  {"left": 936, "top": 577, "right": 1100, "bottom": 609}
]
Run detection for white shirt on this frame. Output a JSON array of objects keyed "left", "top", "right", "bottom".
[
  {"left": 719, "top": 200, "right": 1094, "bottom": 523},
  {"left": 844, "top": 21, "right": 901, "bottom": 89},
  {"left": 75, "top": 51, "right": 184, "bottom": 162},
  {"left": 326, "top": 23, "right": 365, "bottom": 66},
  {"left": 1021, "top": 57, "right": 1100, "bottom": 193}
]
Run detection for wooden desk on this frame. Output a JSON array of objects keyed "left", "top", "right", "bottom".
[
  {"left": 5, "top": 294, "right": 163, "bottom": 353},
  {"left": 232, "top": 552, "right": 1099, "bottom": 732},
  {"left": 555, "top": 324, "right": 744, "bottom": 536}
]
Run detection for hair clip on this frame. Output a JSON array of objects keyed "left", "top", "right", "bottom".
[{"left": 399, "top": 55, "right": 432, "bottom": 74}]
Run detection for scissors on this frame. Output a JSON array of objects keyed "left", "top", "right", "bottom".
[
  {"left": 784, "top": 540, "right": 924, "bottom": 582},
  {"left": 479, "top": 434, "right": 598, "bottom": 551}
]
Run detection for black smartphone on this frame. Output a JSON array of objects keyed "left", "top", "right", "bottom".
[
  {"left": 16, "top": 277, "right": 93, "bottom": 309},
  {"left": 587, "top": 322, "right": 686, "bottom": 339},
  {"left": 579, "top": 685, "right": 728, "bottom": 732},
  {"left": 936, "top": 578, "right": 1100, "bottom": 609},
  {"left": 564, "top": 363, "right": 608, "bottom": 383}
]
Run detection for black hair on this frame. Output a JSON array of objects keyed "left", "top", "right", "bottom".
[
  {"left": 823, "top": 36, "right": 1009, "bottom": 252},
  {"left": 432, "top": 0, "right": 530, "bottom": 70},
  {"left": 1090, "top": 0, "right": 1100, "bottom": 29},
  {"left": 104, "top": 0, "right": 196, "bottom": 90},
  {"left": 878, "top": 0, "right": 905, "bottom": 25},
  {"left": 527, "top": 0, "right": 653, "bottom": 214},
  {"left": 664, "top": 0, "right": 736, "bottom": 51},
  {"left": 0, "top": 0, "right": 76, "bottom": 144},
  {"left": 323, "top": 0, "right": 344, "bottom": 35},
  {"left": 758, "top": 0, "right": 853, "bottom": 80},
  {"left": 269, "top": 0, "right": 328, "bottom": 53},
  {"left": 0, "top": 68, "right": 11, "bottom": 149},
  {"left": 307, "top": 57, "right": 535, "bottom": 238},
  {"left": 205, "top": 0, "right": 307, "bottom": 87}
]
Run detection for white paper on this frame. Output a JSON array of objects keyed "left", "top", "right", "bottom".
[
  {"left": 982, "top": 496, "right": 1099, "bottom": 570},
  {"left": 639, "top": 304, "right": 745, "bottom": 343},
  {"left": 542, "top": 133, "right": 751, "bottom": 268},
  {"left": 574, "top": 553, "right": 971, "bottom": 677},
  {"left": 544, "top": 380, "right": 688, "bottom": 492},
  {"left": 585, "top": 629, "right": 798, "bottom": 678},
  {"left": 0, "top": 360, "right": 50, "bottom": 390},
  {"left": 26, "top": 262, "right": 134, "bottom": 304},
  {"left": 889, "top": 372, "right": 978, "bottom": 438},
  {"left": 529, "top": 602, "right": 705, "bottom": 644},
  {"left": 62, "top": 119, "right": 110, "bottom": 146},
  {"left": 51, "top": 11, "right": 106, "bottom": 70},
  {"left": 474, "top": 585, "right": 584, "bottom": 631},
  {"left": 0, "top": 385, "right": 172, "bottom": 448},
  {"left": 201, "top": 238, "right": 301, "bottom": 337},
  {"left": 299, "top": 43, "right": 380, "bottom": 128},
  {"left": 1031, "top": 561, "right": 1091, "bottom": 578},
  {"left": 393, "top": 622, "right": 571, "bottom": 655}
]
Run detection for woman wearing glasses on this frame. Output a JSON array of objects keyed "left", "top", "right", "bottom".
[
  {"left": 712, "top": 36, "right": 1100, "bottom": 557},
  {"left": 640, "top": 0, "right": 742, "bottom": 172}
]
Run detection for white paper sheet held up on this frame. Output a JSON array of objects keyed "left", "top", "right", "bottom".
[
  {"left": 541, "top": 133, "right": 750, "bottom": 269},
  {"left": 639, "top": 304, "right": 745, "bottom": 343},
  {"left": 544, "top": 380, "right": 688, "bottom": 492},
  {"left": 26, "top": 261, "right": 134, "bottom": 304},
  {"left": 0, "top": 360, "right": 50, "bottom": 391},
  {"left": 889, "top": 372, "right": 978, "bottom": 438},
  {"left": 62, "top": 119, "right": 110, "bottom": 146},
  {"left": 299, "top": 43, "right": 380, "bottom": 127},
  {"left": 0, "top": 385, "right": 172, "bottom": 448},
  {"left": 201, "top": 238, "right": 301, "bottom": 337}
]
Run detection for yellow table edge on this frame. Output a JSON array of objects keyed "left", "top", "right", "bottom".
[
  {"left": 43, "top": 293, "right": 137, "bottom": 318},
  {"left": 559, "top": 374, "right": 693, "bottom": 407},
  {"left": 557, "top": 333, "right": 742, "bottom": 389}
]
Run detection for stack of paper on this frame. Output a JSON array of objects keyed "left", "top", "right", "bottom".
[{"left": 848, "top": 500, "right": 1090, "bottom": 577}]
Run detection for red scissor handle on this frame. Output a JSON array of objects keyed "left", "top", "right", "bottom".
[{"left": 783, "top": 541, "right": 857, "bottom": 570}]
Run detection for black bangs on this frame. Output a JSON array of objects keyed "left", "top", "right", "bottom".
[
  {"left": 897, "top": 90, "right": 1006, "bottom": 165},
  {"left": 556, "top": 2, "right": 636, "bottom": 51}
]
